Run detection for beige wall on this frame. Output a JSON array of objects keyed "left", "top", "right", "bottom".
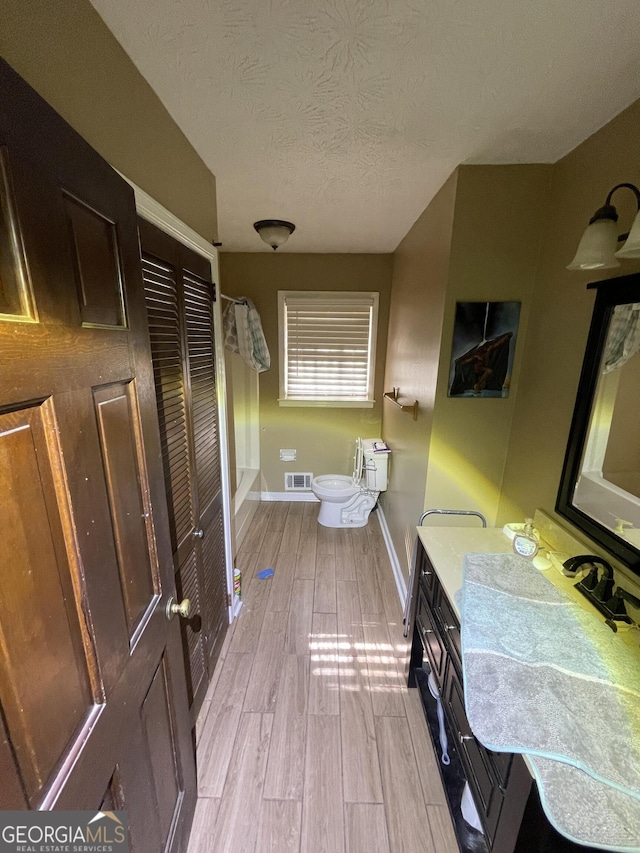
[
  {"left": 379, "top": 172, "right": 458, "bottom": 575},
  {"left": 380, "top": 166, "right": 551, "bottom": 578},
  {"left": 498, "top": 99, "right": 640, "bottom": 553},
  {"left": 425, "top": 165, "right": 552, "bottom": 526},
  {"left": 382, "top": 98, "right": 640, "bottom": 584},
  {"left": 219, "top": 253, "right": 393, "bottom": 493},
  {"left": 603, "top": 351, "right": 640, "bottom": 489},
  {"left": 0, "top": 0, "right": 217, "bottom": 241}
]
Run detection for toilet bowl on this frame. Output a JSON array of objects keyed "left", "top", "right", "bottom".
[{"left": 311, "top": 438, "right": 389, "bottom": 528}]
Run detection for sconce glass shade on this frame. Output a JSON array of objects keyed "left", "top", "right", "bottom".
[
  {"left": 568, "top": 184, "right": 640, "bottom": 270},
  {"left": 567, "top": 217, "right": 620, "bottom": 270},
  {"left": 615, "top": 209, "right": 640, "bottom": 259},
  {"left": 253, "top": 219, "right": 295, "bottom": 250}
]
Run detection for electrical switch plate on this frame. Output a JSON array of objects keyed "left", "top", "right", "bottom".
[{"left": 280, "top": 448, "right": 296, "bottom": 461}]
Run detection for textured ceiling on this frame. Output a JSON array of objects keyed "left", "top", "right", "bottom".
[{"left": 89, "top": 0, "right": 640, "bottom": 253}]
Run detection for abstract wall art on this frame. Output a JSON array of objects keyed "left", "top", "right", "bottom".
[{"left": 448, "top": 301, "right": 521, "bottom": 398}]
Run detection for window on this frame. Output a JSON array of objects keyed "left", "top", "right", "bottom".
[{"left": 278, "top": 290, "right": 379, "bottom": 406}]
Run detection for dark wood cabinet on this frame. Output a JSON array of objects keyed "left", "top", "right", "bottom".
[
  {"left": 408, "top": 538, "right": 605, "bottom": 853},
  {"left": 416, "top": 588, "right": 447, "bottom": 683},
  {"left": 409, "top": 541, "right": 529, "bottom": 853},
  {"left": 444, "top": 660, "right": 506, "bottom": 844}
]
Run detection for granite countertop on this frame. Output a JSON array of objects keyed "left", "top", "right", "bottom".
[
  {"left": 416, "top": 525, "right": 638, "bottom": 642},
  {"left": 416, "top": 526, "right": 513, "bottom": 619},
  {"left": 416, "top": 524, "right": 640, "bottom": 851}
]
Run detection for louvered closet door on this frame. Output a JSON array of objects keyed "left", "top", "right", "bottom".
[
  {"left": 139, "top": 218, "right": 227, "bottom": 721},
  {"left": 141, "top": 250, "right": 206, "bottom": 712},
  {"left": 184, "top": 273, "right": 227, "bottom": 673}
]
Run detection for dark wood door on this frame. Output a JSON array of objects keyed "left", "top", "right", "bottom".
[
  {"left": 139, "top": 220, "right": 228, "bottom": 721},
  {"left": 0, "top": 59, "right": 196, "bottom": 851}
]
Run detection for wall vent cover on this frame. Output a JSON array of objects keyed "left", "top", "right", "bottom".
[{"left": 285, "top": 472, "right": 313, "bottom": 491}]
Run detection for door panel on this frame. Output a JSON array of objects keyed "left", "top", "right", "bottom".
[
  {"left": 175, "top": 549, "right": 207, "bottom": 705},
  {"left": 117, "top": 717, "right": 164, "bottom": 853},
  {"left": 141, "top": 655, "right": 182, "bottom": 847},
  {"left": 143, "top": 256, "right": 195, "bottom": 563},
  {"left": 48, "top": 387, "right": 130, "bottom": 696},
  {"left": 140, "top": 219, "right": 228, "bottom": 718},
  {"left": 100, "top": 768, "right": 125, "bottom": 812},
  {"left": 0, "top": 713, "right": 28, "bottom": 809},
  {"left": 0, "top": 403, "right": 93, "bottom": 804},
  {"left": 112, "top": 654, "right": 188, "bottom": 853},
  {"left": 182, "top": 270, "right": 226, "bottom": 669},
  {"left": 63, "top": 192, "right": 127, "bottom": 328},
  {"left": 202, "top": 503, "right": 227, "bottom": 666},
  {"left": 93, "top": 381, "right": 159, "bottom": 639},
  {"left": 142, "top": 249, "right": 207, "bottom": 709},
  {"left": 0, "top": 145, "right": 34, "bottom": 321},
  {"left": 0, "top": 58, "right": 196, "bottom": 851},
  {"left": 184, "top": 270, "right": 221, "bottom": 520}
]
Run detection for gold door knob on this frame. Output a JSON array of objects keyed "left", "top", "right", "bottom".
[{"left": 166, "top": 596, "right": 191, "bottom": 620}]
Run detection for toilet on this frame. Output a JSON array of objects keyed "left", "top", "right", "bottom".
[{"left": 311, "top": 437, "right": 389, "bottom": 528}]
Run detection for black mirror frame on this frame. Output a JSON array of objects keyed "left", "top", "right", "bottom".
[{"left": 556, "top": 272, "right": 640, "bottom": 576}]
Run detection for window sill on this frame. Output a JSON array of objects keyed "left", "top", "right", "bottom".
[{"left": 278, "top": 399, "right": 375, "bottom": 409}]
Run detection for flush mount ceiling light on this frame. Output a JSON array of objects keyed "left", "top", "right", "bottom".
[
  {"left": 568, "top": 183, "right": 640, "bottom": 271},
  {"left": 253, "top": 219, "right": 296, "bottom": 251}
]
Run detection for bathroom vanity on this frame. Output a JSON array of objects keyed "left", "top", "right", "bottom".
[{"left": 407, "top": 527, "right": 610, "bottom": 853}]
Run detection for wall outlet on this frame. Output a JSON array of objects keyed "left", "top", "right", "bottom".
[{"left": 280, "top": 448, "right": 296, "bottom": 461}]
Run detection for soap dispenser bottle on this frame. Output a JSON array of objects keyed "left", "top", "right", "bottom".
[{"left": 513, "top": 518, "right": 539, "bottom": 560}]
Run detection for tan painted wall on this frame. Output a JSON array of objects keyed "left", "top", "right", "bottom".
[
  {"left": 219, "top": 253, "right": 393, "bottom": 493},
  {"left": 498, "top": 99, "right": 640, "bottom": 545},
  {"left": 379, "top": 172, "right": 458, "bottom": 575},
  {"left": 603, "top": 351, "right": 640, "bottom": 491},
  {"left": 0, "top": 0, "right": 217, "bottom": 241},
  {"left": 425, "top": 165, "right": 552, "bottom": 526},
  {"left": 383, "top": 103, "right": 640, "bottom": 582}
]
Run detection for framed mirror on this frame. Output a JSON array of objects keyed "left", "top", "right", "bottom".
[{"left": 557, "top": 273, "right": 640, "bottom": 575}]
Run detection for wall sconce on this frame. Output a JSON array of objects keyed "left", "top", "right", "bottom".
[
  {"left": 253, "top": 219, "right": 296, "bottom": 250},
  {"left": 567, "top": 183, "right": 640, "bottom": 270}
]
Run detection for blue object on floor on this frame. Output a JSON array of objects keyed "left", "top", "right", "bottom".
[{"left": 257, "top": 568, "right": 274, "bottom": 579}]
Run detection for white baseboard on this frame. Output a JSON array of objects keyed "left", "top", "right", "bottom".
[
  {"left": 232, "top": 594, "right": 243, "bottom": 620},
  {"left": 375, "top": 505, "right": 407, "bottom": 608},
  {"left": 261, "top": 491, "right": 319, "bottom": 502},
  {"left": 234, "top": 497, "right": 259, "bottom": 550}
]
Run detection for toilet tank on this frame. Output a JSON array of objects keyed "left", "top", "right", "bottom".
[{"left": 361, "top": 438, "right": 389, "bottom": 492}]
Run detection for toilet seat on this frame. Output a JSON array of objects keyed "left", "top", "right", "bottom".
[
  {"left": 311, "top": 437, "right": 387, "bottom": 528},
  {"left": 352, "top": 438, "right": 364, "bottom": 485},
  {"left": 311, "top": 474, "right": 360, "bottom": 502}
]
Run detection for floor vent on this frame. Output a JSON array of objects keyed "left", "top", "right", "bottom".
[{"left": 285, "top": 472, "right": 313, "bottom": 491}]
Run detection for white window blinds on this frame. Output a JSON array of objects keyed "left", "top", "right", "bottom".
[{"left": 278, "top": 291, "right": 378, "bottom": 404}]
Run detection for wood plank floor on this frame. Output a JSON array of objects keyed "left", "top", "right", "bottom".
[{"left": 189, "top": 501, "right": 458, "bottom": 853}]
